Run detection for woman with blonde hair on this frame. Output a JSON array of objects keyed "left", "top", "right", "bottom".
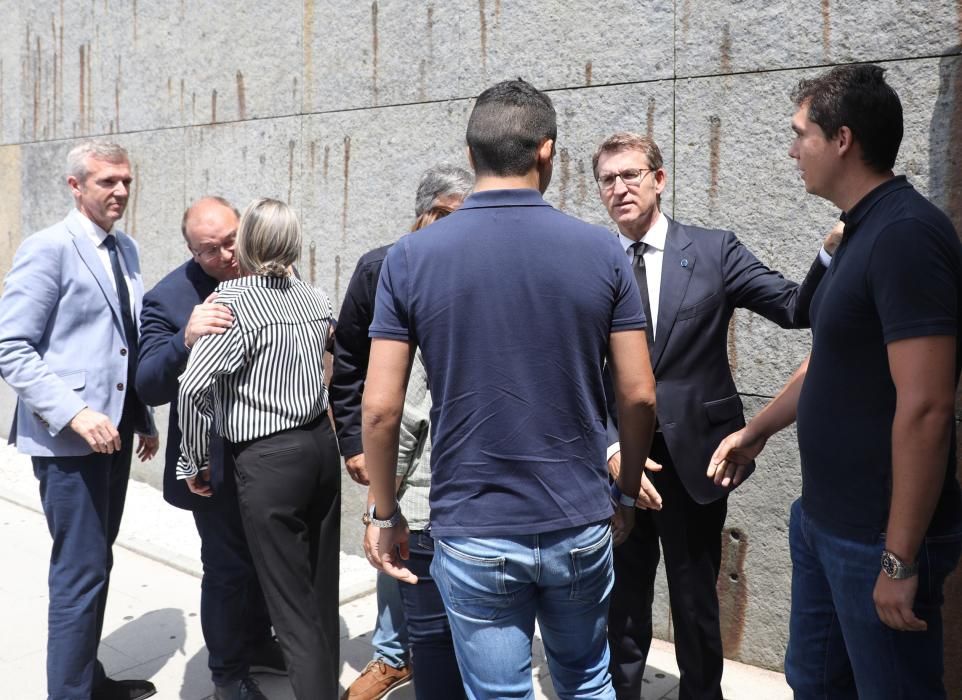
[{"left": 177, "top": 198, "right": 340, "bottom": 700}]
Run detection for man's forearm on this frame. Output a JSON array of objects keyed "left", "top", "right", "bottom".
[
  {"left": 616, "top": 400, "right": 655, "bottom": 498},
  {"left": 745, "top": 355, "right": 809, "bottom": 440},
  {"left": 885, "top": 407, "right": 953, "bottom": 563},
  {"left": 363, "top": 413, "right": 402, "bottom": 516},
  {"left": 883, "top": 335, "right": 957, "bottom": 563}
]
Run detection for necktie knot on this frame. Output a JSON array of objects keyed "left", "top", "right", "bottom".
[
  {"left": 102, "top": 234, "right": 117, "bottom": 251},
  {"left": 631, "top": 241, "right": 647, "bottom": 266}
]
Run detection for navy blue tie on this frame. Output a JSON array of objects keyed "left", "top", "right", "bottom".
[{"left": 102, "top": 235, "right": 138, "bottom": 388}]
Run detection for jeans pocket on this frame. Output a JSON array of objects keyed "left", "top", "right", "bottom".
[
  {"left": 436, "top": 539, "right": 510, "bottom": 621},
  {"left": 569, "top": 525, "right": 613, "bottom": 603}
]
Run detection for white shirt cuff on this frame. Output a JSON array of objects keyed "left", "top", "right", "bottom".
[
  {"left": 606, "top": 442, "right": 621, "bottom": 461},
  {"left": 818, "top": 245, "right": 833, "bottom": 267}
]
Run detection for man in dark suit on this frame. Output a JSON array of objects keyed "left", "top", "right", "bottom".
[
  {"left": 0, "top": 140, "right": 159, "bottom": 700},
  {"left": 594, "top": 133, "right": 833, "bottom": 700},
  {"left": 136, "top": 197, "right": 283, "bottom": 700}
]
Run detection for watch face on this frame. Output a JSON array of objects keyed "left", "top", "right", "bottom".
[{"left": 881, "top": 551, "right": 899, "bottom": 578}]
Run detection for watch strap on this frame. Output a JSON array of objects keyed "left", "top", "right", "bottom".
[{"left": 368, "top": 502, "right": 402, "bottom": 528}]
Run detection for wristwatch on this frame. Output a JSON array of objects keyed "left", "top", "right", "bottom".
[
  {"left": 881, "top": 549, "right": 919, "bottom": 580},
  {"left": 368, "top": 502, "right": 403, "bottom": 528},
  {"left": 361, "top": 510, "right": 372, "bottom": 526}
]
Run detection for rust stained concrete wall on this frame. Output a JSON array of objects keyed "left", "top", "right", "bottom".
[{"left": 1, "top": 0, "right": 962, "bottom": 676}]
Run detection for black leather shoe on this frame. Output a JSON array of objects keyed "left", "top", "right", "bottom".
[
  {"left": 249, "top": 636, "right": 287, "bottom": 676},
  {"left": 214, "top": 676, "right": 268, "bottom": 700},
  {"left": 92, "top": 677, "right": 157, "bottom": 700}
]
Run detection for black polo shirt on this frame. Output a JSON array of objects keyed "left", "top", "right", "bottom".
[{"left": 797, "top": 176, "right": 962, "bottom": 542}]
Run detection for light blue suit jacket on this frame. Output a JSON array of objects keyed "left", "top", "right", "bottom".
[{"left": 0, "top": 210, "right": 153, "bottom": 457}]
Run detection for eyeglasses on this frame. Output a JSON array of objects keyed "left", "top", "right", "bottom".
[
  {"left": 596, "top": 168, "right": 655, "bottom": 191},
  {"left": 191, "top": 234, "right": 236, "bottom": 261}
]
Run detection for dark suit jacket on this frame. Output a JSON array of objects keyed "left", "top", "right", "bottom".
[
  {"left": 330, "top": 244, "right": 392, "bottom": 459},
  {"left": 136, "top": 259, "right": 231, "bottom": 511},
  {"left": 609, "top": 218, "right": 825, "bottom": 504}
]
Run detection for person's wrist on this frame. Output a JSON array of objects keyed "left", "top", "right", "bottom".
[
  {"left": 881, "top": 549, "right": 919, "bottom": 580},
  {"left": 369, "top": 501, "right": 402, "bottom": 528},
  {"left": 610, "top": 481, "right": 637, "bottom": 508}
]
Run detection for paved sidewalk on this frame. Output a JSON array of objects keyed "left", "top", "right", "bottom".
[{"left": 0, "top": 445, "right": 790, "bottom": 699}]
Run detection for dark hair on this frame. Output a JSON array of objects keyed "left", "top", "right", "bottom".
[
  {"left": 466, "top": 79, "right": 557, "bottom": 176},
  {"left": 791, "top": 64, "right": 903, "bottom": 173}
]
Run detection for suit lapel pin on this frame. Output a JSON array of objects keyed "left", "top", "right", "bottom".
[{"left": 680, "top": 259, "right": 689, "bottom": 268}]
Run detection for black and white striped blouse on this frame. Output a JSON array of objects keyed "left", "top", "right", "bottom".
[{"left": 176, "top": 274, "right": 335, "bottom": 479}]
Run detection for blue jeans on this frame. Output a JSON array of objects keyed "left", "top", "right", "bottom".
[
  {"left": 372, "top": 569, "right": 410, "bottom": 668},
  {"left": 432, "top": 521, "right": 616, "bottom": 700},
  {"left": 786, "top": 499, "right": 962, "bottom": 699},
  {"left": 397, "top": 530, "right": 465, "bottom": 700}
]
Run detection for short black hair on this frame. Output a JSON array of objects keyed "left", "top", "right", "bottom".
[
  {"left": 792, "top": 63, "right": 903, "bottom": 173},
  {"left": 466, "top": 79, "right": 557, "bottom": 177}
]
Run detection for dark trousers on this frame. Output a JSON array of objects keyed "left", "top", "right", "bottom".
[
  {"left": 608, "top": 434, "right": 727, "bottom": 700},
  {"left": 231, "top": 417, "right": 340, "bottom": 700},
  {"left": 34, "top": 424, "right": 134, "bottom": 700},
  {"left": 397, "top": 530, "right": 466, "bottom": 700},
  {"left": 192, "top": 465, "right": 273, "bottom": 687}
]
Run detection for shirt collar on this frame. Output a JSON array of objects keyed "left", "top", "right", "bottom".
[
  {"left": 70, "top": 208, "right": 113, "bottom": 246},
  {"left": 457, "top": 188, "right": 552, "bottom": 210},
  {"left": 840, "top": 175, "right": 911, "bottom": 233},
  {"left": 218, "top": 274, "right": 295, "bottom": 291},
  {"left": 618, "top": 211, "right": 668, "bottom": 253}
]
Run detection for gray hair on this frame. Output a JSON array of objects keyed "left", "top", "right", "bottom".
[
  {"left": 414, "top": 164, "right": 473, "bottom": 217},
  {"left": 66, "top": 140, "right": 129, "bottom": 181},
  {"left": 235, "top": 198, "right": 301, "bottom": 278}
]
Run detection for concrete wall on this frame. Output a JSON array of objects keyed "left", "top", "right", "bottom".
[{"left": 1, "top": 0, "right": 961, "bottom": 678}]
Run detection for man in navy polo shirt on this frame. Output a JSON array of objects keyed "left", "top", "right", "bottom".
[
  {"left": 710, "top": 64, "right": 962, "bottom": 698},
  {"left": 361, "top": 79, "right": 659, "bottom": 698}
]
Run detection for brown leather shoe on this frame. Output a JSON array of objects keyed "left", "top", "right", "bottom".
[{"left": 340, "top": 660, "right": 412, "bottom": 700}]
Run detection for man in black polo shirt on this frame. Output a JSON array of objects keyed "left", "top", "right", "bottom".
[{"left": 709, "top": 64, "right": 962, "bottom": 698}]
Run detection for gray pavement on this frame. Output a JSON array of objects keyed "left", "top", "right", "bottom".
[{"left": 0, "top": 444, "right": 790, "bottom": 699}]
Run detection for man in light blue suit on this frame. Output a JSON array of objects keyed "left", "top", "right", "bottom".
[{"left": 0, "top": 141, "right": 160, "bottom": 700}]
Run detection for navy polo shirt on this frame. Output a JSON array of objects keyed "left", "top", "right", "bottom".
[
  {"left": 797, "top": 176, "right": 962, "bottom": 541},
  {"left": 370, "top": 188, "right": 646, "bottom": 538}
]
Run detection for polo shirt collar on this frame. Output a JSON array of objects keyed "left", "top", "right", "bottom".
[
  {"left": 840, "top": 175, "right": 911, "bottom": 233},
  {"left": 458, "top": 188, "right": 551, "bottom": 210}
]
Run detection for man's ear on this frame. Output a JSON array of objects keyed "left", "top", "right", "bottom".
[
  {"left": 653, "top": 168, "right": 668, "bottom": 195},
  {"left": 67, "top": 175, "right": 81, "bottom": 197},
  {"left": 836, "top": 125, "right": 854, "bottom": 158},
  {"left": 536, "top": 138, "right": 555, "bottom": 165}
]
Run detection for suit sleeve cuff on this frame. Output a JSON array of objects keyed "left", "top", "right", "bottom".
[
  {"left": 48, "top": 395, "right": 89, "bottom": 436},
  {"left": 818, "top": 246, "right": 833, "bottom": 267},
  {"left": 339, "top": 436, "right": 363, "bottom": 459}
]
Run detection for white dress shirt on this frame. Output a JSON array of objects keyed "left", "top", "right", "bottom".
[
  {"left": 71, "top": 209, "right": 135, "bottom": 305},
  {"left": 619, "top": 211, "right": 668, "bottom": 339}
]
